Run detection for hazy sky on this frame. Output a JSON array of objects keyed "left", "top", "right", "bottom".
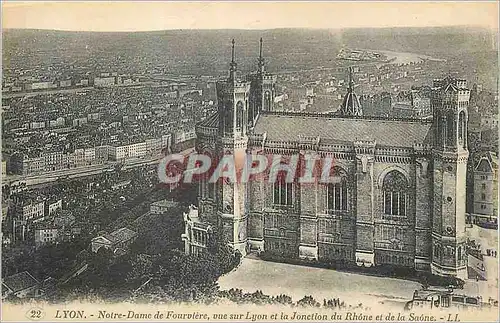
[{"left": 2, "top": 1, "right": 498, "bottom": 32}]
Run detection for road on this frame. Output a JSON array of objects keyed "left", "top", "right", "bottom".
[
  {"left": 218, "top": 258, "right": 420, "bottom": 308},
  {"left": 2, "top": 87, "right": 93, "bottom": 99},
  {"left": 1, "top": 82, "right": 155, "bottom": 99},
  {"left": 5, "top": 148, "right": 195, "bottom": 188},
  {"left": 5, "top": 157, "right": 163, "bottom": 187}
]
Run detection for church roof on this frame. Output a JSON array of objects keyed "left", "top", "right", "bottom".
[
  {"left": 340, "top": 92, "right": 362, "bottom": 116},
  {"left": 475, "top": 152, "right": 498, "bottom": 172},
  {"left": 253, "top": 112, "right": 433, "bottom": 148},
  {"left": 197, "top": 112, "right": 218, "bottom": 128}
]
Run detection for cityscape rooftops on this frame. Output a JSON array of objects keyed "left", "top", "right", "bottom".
[
  {"left": 103, "top": 227, "right": 138, "bottom": 245},
  {"left": 34, "top": 214, "right": 76, "bottom": 230},
  {"left": 475, "top": 151, "right": 498, "bottom": 172},
  {"left": 151, "top": 199, "right": 179, "bottom": 209}
]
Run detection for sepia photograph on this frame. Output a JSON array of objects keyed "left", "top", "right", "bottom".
[{"left": 1, "top": 1, "right": 499, "bottom": 322}]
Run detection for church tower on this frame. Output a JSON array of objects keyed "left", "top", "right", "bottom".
[
  {"left": 259, "top": 38, "right": 277, "bottom": 113},
  {"left": 339, "top": 67, "right": 363, "bottom": 116},
  {"left": 430, "top": 77, "right": 469, "bottom": 279},
  {"left": 248, "top": 38, "right": 277, "bottom": 127},
  {"left": 215, "top": 39, "right": 250, "bottom": 255},
  {"left": 217, "top": 40, "right": 250, "bottom": 137}
]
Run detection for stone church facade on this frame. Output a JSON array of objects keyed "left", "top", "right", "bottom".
[{"left": 188, "top": 39, "right": 470, "bottom": 279}]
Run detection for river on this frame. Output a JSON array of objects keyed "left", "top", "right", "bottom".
[{"left": 376, "top": 49, "right": 446, "bottom": 65}]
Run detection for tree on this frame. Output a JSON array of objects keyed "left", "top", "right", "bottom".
[
  {"left": 207, "top": 228, "right": 239, "bottom": 274},
  {"left": 126, "top": 254, "right": 155, "bottom": 283}
]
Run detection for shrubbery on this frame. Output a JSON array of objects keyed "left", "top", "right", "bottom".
[{"left": 215, "top": 288, "right": 360, "bottom": 309}]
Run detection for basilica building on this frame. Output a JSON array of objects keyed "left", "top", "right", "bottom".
[{"left": 184, "top": 39, "right": 470, "bottom": 279}]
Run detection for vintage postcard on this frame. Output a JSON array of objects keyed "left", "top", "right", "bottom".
[{"left": 1, "top": 1, "right": 499, "bottom": 322}]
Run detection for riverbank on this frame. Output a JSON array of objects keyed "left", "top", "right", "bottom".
[{"left": 374, "top": 49, "right": 446, "bottom": 64}]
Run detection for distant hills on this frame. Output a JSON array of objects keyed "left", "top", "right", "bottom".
[
  {"left": 2, "top": 26, "right": 497, "bottom": 76},
  {"left": 338, "top": 26, "right": 497, "bottom": 56}
]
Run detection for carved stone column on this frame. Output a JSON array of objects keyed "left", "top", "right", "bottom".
[
  {"left": 414, "top": 151, "right": 432, "bottom": 271},
  {"left": 298, "top": 150, "right": 319, "bottom": 260},
  {"left": 354, "top": 141, "right": 376, "bottom": 267}
]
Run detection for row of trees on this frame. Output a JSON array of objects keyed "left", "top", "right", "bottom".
[{"left": 2, "top": 240, "right": 89, "bottom": 280}]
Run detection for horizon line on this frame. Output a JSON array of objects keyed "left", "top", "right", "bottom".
[
  {"left": 4, "top": 1, "right": 496, "bottom": 33},
  {"left": 3, "top": 24, "right": 496, "bottom": 34}
]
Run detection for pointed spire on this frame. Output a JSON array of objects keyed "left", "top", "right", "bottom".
[
  {"left": 348, "top": 66, "right": 354, "bottom": 93},
  {"left": 229, "top": 39, "right": 237, "bottom": 81},
  {"left": 259, "top": 37, "right": 263, "bottom": 60},
  {"left": 231, "top": 39, "right": 235, "bottom": 64},
  {"left": 340, "top": 66, "right": 362, "bottom": 117},
  {"left": 258, "top": 37, "right": 265, "bottom": 74}
]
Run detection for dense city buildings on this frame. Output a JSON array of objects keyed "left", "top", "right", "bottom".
[
  {"left": 472, "top": 152, "right": 498, "bottom": 225},
  {"left": 91, "top": 227, "right": 138, "bottom": 255}
]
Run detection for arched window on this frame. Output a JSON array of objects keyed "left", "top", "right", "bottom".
[
  {"left": 458, "top": 111, "right": 466, "bottom": 148},
  {"left": 247, "top": 100, "right": 254, "bottom": 127},
  {"left": 207, "top": 182, "right": 215, "bottom": 199},
  {"left": 383, "top": 170, "right": 409, "bottom": 216},
  {"left": 264, "top": 91, "right": 271, "bottom": 111},
  {"left": 326, "top": 167, "right": 348, "bottom": 211},
  {"left": 446, "top": 113, "right": 455, "bottom": 147},
  {"left": 273, "top": 177, "right": 293, "bottom": 206},
  {"left": 224, "top": 100, "right": 233, "bottom": 134},
  {"left": 236, "top": 101, "right": 244, "bottom": 131},
  {"left": 435, "top": 115, "right": 444, "bottom": 146},
  {"left": 245, "top": 100, "right": 249, "bottom": 126}
]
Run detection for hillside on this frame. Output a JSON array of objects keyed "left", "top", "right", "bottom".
[{"left": 2, "top": 26, "right": 497, "bottom": 77}]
